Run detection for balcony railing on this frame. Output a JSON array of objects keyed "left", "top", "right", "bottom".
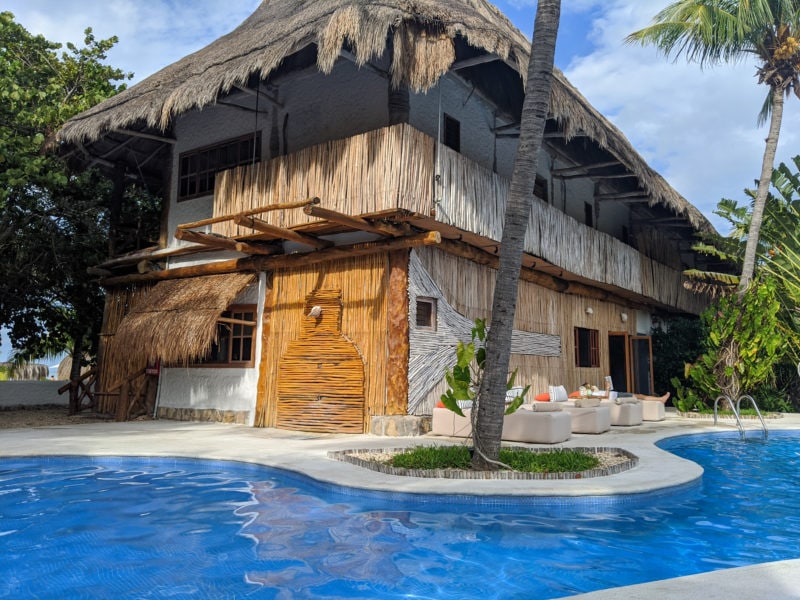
[{"left": 212, "top": 123, "right": 705, "bottom": 314}]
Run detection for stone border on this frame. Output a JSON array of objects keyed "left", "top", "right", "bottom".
[
  {"left": 678, "top": 411, "right": 783, "bottom": 420},
  {"left": 329, "top": 446, "right": 639, "bottom": 480}
]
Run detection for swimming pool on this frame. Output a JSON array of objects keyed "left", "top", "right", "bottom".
[{"left": 1, "top": 431, "right": 798, "bottom": 599}]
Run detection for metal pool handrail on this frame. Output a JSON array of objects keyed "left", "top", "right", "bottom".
[{"left": 713, "top": 394, "right": 768, "bottom": 440}]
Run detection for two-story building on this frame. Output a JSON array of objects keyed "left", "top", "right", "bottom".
[{"left": 58, "top": 0, "right": 716, "bottom": 433}]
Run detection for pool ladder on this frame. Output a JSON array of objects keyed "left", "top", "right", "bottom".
[{"left": 713, "top": 395, "right": 768, "bottom": 440}]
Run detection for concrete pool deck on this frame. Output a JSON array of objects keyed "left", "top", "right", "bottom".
[{"left": 1, "top": 410, "right": 799, "bottom": 598}]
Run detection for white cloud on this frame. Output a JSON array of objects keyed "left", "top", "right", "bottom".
[
  {"left": 4, "top": 0, "right": 260, "bottom": 83},
  {"left": 560, "top": 0, "right": 800, "bottom": 232}
]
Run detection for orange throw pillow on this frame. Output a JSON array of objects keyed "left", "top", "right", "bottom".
[{"left": 534, "top": 392, "right": 550, "bottom": 402}]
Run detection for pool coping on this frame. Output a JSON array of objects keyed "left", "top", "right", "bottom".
[{"left": 1, "top": 411, "right": 798, "bottom": 497}]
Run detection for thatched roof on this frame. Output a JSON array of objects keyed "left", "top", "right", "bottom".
[
  {"left": 57, "top": 0, "right": 713, "bottom": 233},
  {"left": 108, "top": 273, "right": 256, "bottom": 375}
]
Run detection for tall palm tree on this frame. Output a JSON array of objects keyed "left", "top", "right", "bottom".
[
  {"left": 471, "top": 0, "right": 561, "bottom": 470},
  {"left": 627, "top": 0, "right": 800, "bottom": 292}
]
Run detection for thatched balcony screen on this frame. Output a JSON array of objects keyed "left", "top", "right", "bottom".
[{"left": 212, "top": 123, "right": 704, "bottom": 315}]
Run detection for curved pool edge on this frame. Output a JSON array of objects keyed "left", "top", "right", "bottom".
[
  {"left": 569, "top": 558, "right": 800, "bottom": 600},
  {"left": 4, "top": 412, "right": 797, "bottom": 498}
]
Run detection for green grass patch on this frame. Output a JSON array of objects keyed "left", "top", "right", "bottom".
[{"left": 389, "top": 445, "right": 600, "bottom": 473}]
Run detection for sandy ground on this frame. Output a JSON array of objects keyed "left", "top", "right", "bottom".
[{"left": 0, "top": 406, "right": 113, "bottom": 429}]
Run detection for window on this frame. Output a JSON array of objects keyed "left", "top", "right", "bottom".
[
  {"left": 196, "top": 305, "right": 257, "bottom": 366},
  {"left": 574, "top": 327, "right": 599, "bottom": 368},
  {"left": 415, "top": 298, "right": 437, "bottom": 330},
  {"left": 178, "top": 133, "right": 261, "bottom": 201},
  {"left": 534, "top": 175, "right": 549, "bottom": 203},
  {"left": 584, "top": 201, "right": 594, "bottom": 227},
  {"left": 443, "top": 114, "right": 461, "bottom": 152}
]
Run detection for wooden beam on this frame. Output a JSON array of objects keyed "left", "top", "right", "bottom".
[
  {"left": 451, "top": 54, "right": 500, "bottom": 70},
  {"left": 338, "top": 49, "right": 389, "bottom": 79},
  {"left": 101, "top": 232, "right": 441, "bottom": 286},
  {"left": 112, "top": 129, "right": 177, "bottom": 144},
  {"left": 493, "top": 122, "right": 520, "bottom": 133},
  {"left": 233, "top": 84, "right": 283, "bottom": 108},
  {"left": 437, "top": 239, "right": 651, "bottom": 305},
  {"left": 558, "top": 173, "right": 638, "bottom": 181},
  {"left": 551, "top": 160, "right": 621, "bottom": 176},
  {"left": 596, "top": 190, "right": 651, "bottom": 200},
  {"left": 177, "top": 197, "right": 319, "bottom": 230},
  {"left": 217, "top": 316, "right": 257, "bottom": 327},
  {"left": 234, "top": 215, "right": 333, "bottom": 249},
  {"left": 303, "top": 205, "right": 408, "bottom": 237},
  {"left": 174, "top": 229, "right": 278, "bottom": 255},
  {"left": 385, "top": 250, "right": 410, "bottom": 415}
]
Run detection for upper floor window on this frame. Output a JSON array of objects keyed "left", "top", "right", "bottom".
[
  {"left": 194, "top": 305, "right": 257, "bottom": 367},
  {"left": 584, "top": 201, "right": 594, "bottom": 227},
  {"left": 534, "top": 175, "right": 549, "bottom": 203},
  {"left": 443, "top": 114, "right": 461, "bottom": 152},
  {"left": 574, "top": 326, "right": 599, "bottom": 368},
  {"left": 178, "top": 133, "right": 261, "bottom": 201}
]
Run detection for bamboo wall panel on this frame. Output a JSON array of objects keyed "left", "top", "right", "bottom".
[
  {"left": 276, "top": 290, "right": 365, "bottom": 433},
  {"left": 96, "top": 284, "right": 154, "bottom": 414},
  {"left": 211, "top": 123, "right": 704, "bottom": 314},
  {"left": 411, "top": 247, "right": 636, "bottom": 414},
  {"left": 213, "top": 124, "right": 435, "bottom": 237},
  {"left": 255, "top": 253, "right": 391, "bottom": 431}
]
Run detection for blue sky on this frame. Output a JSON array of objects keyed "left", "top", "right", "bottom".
[{"left": 3, "top": 0, "right": 800, "bottom": 360}]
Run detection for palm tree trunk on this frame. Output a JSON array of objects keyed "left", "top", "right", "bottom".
[
  {"left": 471, "top": 0, "right": 561, "bottom": 470},
  {"left": 68, "top": 338, "right": 84, "bottom": 415},
  {"left": 739, "top": 86, "right": 784, "bottom": 291}
]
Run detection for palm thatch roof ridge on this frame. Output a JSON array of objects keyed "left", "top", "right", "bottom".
[{"left": 56, "top": 0, "right": 713, "bottom": 233}]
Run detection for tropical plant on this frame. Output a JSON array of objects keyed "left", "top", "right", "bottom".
[
  {"left": 472, "top": 0, "right": 561, "bottom": 471},
  {"left": 686, "top": 275, "right": 786, "bottom": 402},
  {"left": 440, "top": 319, "right": 529, "bottom": 420},
  {"left": 627, "top": 0, "right": 800, "bottom": 292},
  {"left": 0, "top": 13, "right": 158, "bottom": 412}
]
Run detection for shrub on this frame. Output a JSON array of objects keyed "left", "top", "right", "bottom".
[{"left": 389, "top": 445, "right": 600, "bottom": 473}]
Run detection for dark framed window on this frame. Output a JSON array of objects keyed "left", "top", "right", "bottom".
[
  {"left": 416, "top": 298, "right": 437, "bottom": 330},
  {"left": 574, "top": 327, "right": 599, "bottom": 368},
  {"left": 178, "top": 133, "right": 261, "bottom": 201},
  {"left": 195, "top": 305, "right": 257, "bottom": 367},
  {"left": 443, "top": 114, "right": 461, "bottom": 152},
  {"left": 584, "top": 201, "right": 594, "bottom": 227},
  {"left": 534, "top": 175, "right": 549, "bottom": 203}
]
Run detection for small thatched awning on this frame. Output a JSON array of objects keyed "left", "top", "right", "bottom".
[{"left": 108, "top": 273, "right": 256, "bottom": 376}]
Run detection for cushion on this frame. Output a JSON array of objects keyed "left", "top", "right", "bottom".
[
  {"left": 575, "top": 397, "right": 601, "bottom": 408},
  {"left": 569, "top": 390, "right": 581, "bottom": 399},
  {"left": 616, "top": 397, "right": 640, "bottom": 405},
  {"left": 548, "top": 385, "right": 569, "bottom": 402},
  {"left": 534, "top": 392, "right": 550, "bottom": 402},
  {"left": 531, "top": 402, "right": 563, "bottom": 412}
]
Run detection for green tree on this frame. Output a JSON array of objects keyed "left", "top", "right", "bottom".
[
  {"left": 0, "top": 13, "right": 158, "bottom": 411},
  {"left": 627, "top": 0, "right": 800, "bottom": 292},
  {"left": 472, "top": 0, "right": 561, "bottom": 470}
]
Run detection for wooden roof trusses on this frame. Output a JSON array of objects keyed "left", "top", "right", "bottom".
[{"left": 100, "top": 198, "right": 441, "bottom": 286}]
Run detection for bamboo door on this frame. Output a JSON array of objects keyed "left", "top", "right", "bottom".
[{"left": 275, "top": 290, "right": 366, "bottom": 433}]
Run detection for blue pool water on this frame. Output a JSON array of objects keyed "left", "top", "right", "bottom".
[{"left": 1, "top": 431, "right": 799, "bottom": 599}]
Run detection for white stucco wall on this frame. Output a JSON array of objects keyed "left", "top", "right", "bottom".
[
  {"left": 154, "top": 274, "right": 267, "bottom": 424},
  {"left": 0, "top": 381, "right": 66, "bottom": 407}
]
